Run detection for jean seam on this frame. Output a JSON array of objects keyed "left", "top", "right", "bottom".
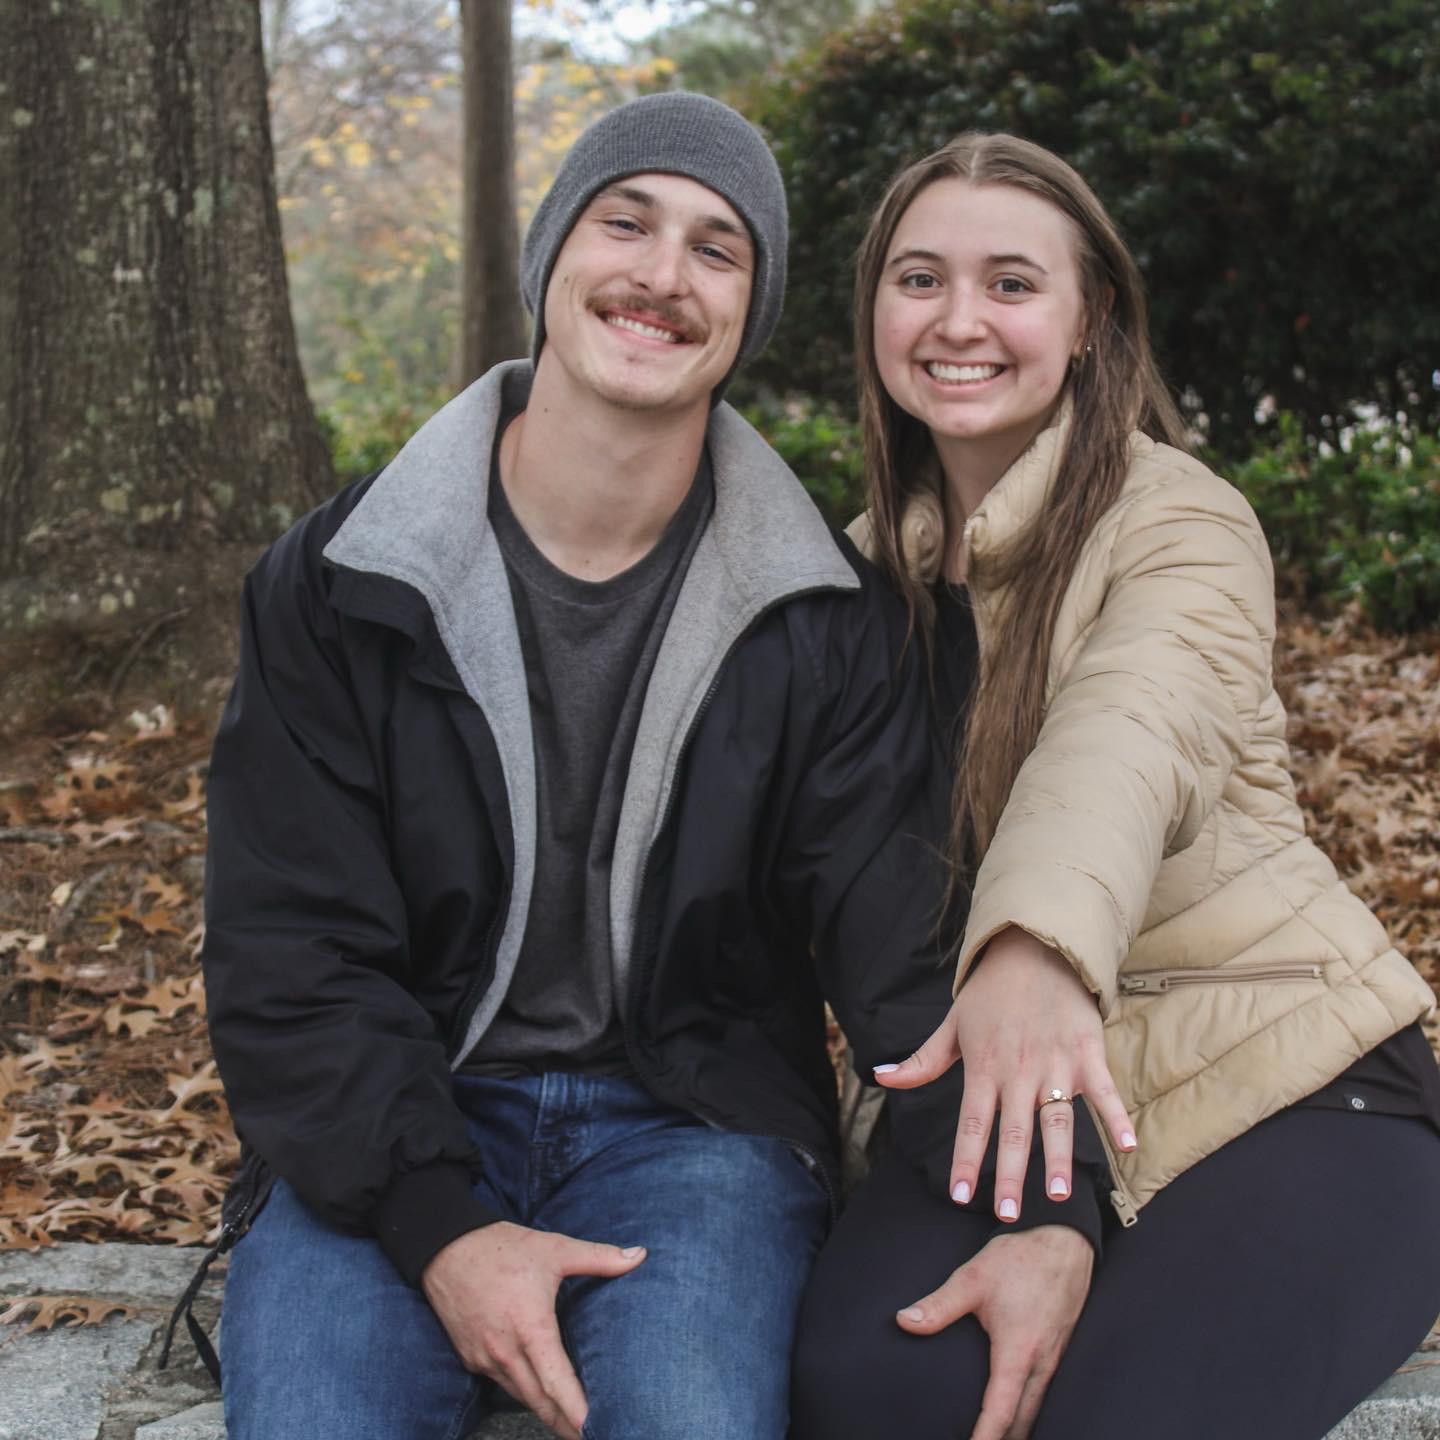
[{"left": 438, "top": 1374, "right": 483, "bottom": 1440}]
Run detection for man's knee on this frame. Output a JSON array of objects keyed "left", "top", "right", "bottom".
[{"left": 580, "top": 1361, "right": 791, "bottom": 1440}]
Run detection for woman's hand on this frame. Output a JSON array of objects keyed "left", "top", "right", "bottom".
[
  {"left": 897, "top": 1224, "right": 1093, "bottom": 1440},
  {"left": 875, "top": 926, "right": 1135, "bottom": 1218}
]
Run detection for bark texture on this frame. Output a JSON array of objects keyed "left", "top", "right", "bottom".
[
  {"left": 0, "top": 0, "right": 332, "bottom": 633},
  {"left": 458, "top": 0, "right": 527, "bottom": 388}
]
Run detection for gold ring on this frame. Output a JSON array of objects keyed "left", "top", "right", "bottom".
[{"left": 1038, "top": 1089, "right": 1073, "bottom": 1108}]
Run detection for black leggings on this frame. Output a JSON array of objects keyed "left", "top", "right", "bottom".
[{"left": 791, "top": 1107, "right": 1440, "bottom": 1440}]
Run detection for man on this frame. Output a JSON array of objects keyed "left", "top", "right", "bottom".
[{"left": 200, "top": 93, "right": 966, "bottom": 1439}]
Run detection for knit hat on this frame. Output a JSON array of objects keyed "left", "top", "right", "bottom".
[{"left": 520, "top": 92, "right": 788, "bottom": 388}]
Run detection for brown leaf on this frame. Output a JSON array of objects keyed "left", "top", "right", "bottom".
[
  {"left": 163, "top": 773, "right": 205, "bottom": 818},
  {"left": 161, "top": 1061, "right": 224, "bottom": 1114},
  {"left": 140, "top": 874, "right": 187, "bottom": 909},
  {"left": 0, "top": 1295, "right": 137, "bottom": 1332},
  {"left": 135, "top": 906, "right": 183, "bottom": 937}
]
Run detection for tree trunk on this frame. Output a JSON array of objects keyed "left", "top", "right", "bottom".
[
  {"left": 0, "top": 0, "right": 333, "bottom": 638},
  {"left": 458, "top": 0, "right": 527, "bottom": 389}
]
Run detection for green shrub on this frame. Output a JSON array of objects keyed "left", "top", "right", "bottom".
[
  {"left": 737, "top": 395, "right": 865, "bottom": 527},
  {"left": 318, "top": 376, "right": 449, "bottom": 485},
  {"left": 748, "top": 0, "right": 1440, "bottom": 457},
  {"left": 1231, "top": 417, "right": 1440, "bottom": 632}
]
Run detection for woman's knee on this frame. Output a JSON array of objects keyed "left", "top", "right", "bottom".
[{"left": 791, "top": 1294, "right": 988, "bottom": 1440}]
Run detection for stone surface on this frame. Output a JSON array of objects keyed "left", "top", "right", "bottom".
[
  {"left": 1326, "top": 1361, "right": 1440, "bottom": 1440},
  {"left": 133, "top": 1402, "right": 225, "bottom": 1440},
  {"left": 0, "top": 1245, "right": 223, "bottom": 1306},
  {"left": 0, "top": 1318, "right": 156, "bottom": 1440},
  {"left": 0, "top": 1244, "right": 1434, "bottom": 1439}
]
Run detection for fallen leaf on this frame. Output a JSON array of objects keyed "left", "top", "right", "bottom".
[
  {"left": 140, "top": 874, "right": 186, "bottom": 909},
  {"left": 0, "top": 1296, "right": 137, "bottom": 1332}
]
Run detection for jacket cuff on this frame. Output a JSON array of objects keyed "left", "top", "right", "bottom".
[
  {"left": 987, "top": 1158, "right": 1105, "bottom": 1256},
  {"left": 373, "top": 1160, "right": 505, "bottom": 1288}
]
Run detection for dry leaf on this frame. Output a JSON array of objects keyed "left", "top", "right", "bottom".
[
  {"left": 140, "top": 874, "right": 186, "bottom": 909},
  {"left": 163, "top": 773, "right": 205, "bottom": 818},
  {"left": 0, "top": 1295, "right": 137, "bottom": 1332}
]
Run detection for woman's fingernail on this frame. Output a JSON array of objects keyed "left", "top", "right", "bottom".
[
  {"left": 621, "top": 1246, "right": 645, "bottom": 1259},
  {"left": 999, "top": 1198, "right": 1018, "bottom": 1220},
  {"left": 898, "top": 1306, "right": 925, "bottom": 1323},
  {"left": 1121, "top": 1131, "right": 1137, "bottom": 1151},
  {"left": 952, "top": 1180, "right": 971, "bottom": 1204},
  {"left": 873, "top": 1063, "right": 899, "bottom": 1075},
  {"left": 1049, "top": 1175, "right": 1068, "bottom": 1197}
]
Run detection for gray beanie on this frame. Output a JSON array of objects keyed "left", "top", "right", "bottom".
[{"left": 520, "top": 91, "right": 788, "bottom": 384}]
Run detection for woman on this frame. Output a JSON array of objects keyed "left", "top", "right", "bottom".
[{"left": 791, "top": 133, "right": 1440, "bottom": 1440}]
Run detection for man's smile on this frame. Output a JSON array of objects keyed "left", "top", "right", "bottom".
[{"left": 602, "top": 311, "right": 687, "bottom": 344}]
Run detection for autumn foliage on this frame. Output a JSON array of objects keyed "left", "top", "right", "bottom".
[
  {"left": 0, "top": 707, "right": 231, "bottom": 1250},
  {"left": 1, "top": 609, "right": 1437, "bottom": 1254}
]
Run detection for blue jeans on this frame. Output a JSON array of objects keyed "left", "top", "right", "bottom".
[{"left": 221, "top": 1072, "right": 829, "bottom": 1440}]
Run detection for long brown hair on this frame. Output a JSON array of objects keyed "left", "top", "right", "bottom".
[{"left": 854, "top": 133, "right": 1187, "bottom": 891}]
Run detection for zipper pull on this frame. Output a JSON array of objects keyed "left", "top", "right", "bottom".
[
  {"left": 1119, "top": 974, "right": 1166, "bottom": 995},
  {"left": 1110, "top": 1187, "right": 1139, "bottom": 1227}
]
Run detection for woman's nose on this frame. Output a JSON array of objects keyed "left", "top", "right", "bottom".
[{"left": 933, "top": 288, "right": 986, "bottom": 344}]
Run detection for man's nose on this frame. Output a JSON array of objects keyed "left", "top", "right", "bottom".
[{"left": 629, "top": 236, "right": 687, "bottom": 296}]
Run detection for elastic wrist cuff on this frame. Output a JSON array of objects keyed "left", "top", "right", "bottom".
[
  {"left": 373, "top": 1160, "right": 504, "bottom": 1288},
  {"left": 991, "top": 1160, "right": 1104, "bottom": 1256}
]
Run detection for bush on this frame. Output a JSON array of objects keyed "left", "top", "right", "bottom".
[
  {"left": 1231, "top": 417, "right": 1440, "bottom": 632},
  {"left": 319, "top": 376, "right": 449, "bottom": 485},
  {"left": 748, "top": 0, "right": 1440, "bottom": 457},
  {"left": 737, "top": 395, "right": 865, "bottom": 527}
]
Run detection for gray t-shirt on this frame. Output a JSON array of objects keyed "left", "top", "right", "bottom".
[{"left": 464, "top": 425, "right": 714, "bottom": 1074}]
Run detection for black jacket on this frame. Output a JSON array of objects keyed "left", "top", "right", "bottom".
[{"left": 203, "top": 364, "right": 964, "bottom": 1285}]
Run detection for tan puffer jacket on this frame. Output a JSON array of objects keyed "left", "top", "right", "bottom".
[{"left": 849, "top": 415, "right": 1433, "bottom": 1225}]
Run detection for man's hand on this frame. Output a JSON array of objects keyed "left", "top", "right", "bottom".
[
  {"left": 421, "top": 1221, "right": 647, "bottom": 1440},
  {"left": 897, "top": 1224, "right": 1093, "bottom": 1440},
  {"left": 874, "top": 926, "right": 1135, "bottom": 1219}
]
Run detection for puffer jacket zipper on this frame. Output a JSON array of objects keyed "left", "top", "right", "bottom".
[
  {"left": 1101, "top": 962, "right": 1326, "bottom": 1222},
  {"left": 1094, "top": 1121, "right": 1140, "bottom": 1228},
  {"left": 1118, "top": 962, "right": 1325, "bottom": 995}
]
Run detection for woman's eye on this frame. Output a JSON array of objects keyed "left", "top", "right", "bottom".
[
  {"left": 995, "top": 276, "right": 1031, "bottom": 295},
  {"left": 902, "top": 273, "right": 940, "bottom": 290}
]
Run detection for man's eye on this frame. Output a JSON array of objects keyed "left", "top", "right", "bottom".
[
  {"left": 606, "top": 218, "right": 643, "bottom": 234},
  {"left": 696, "top": 244, "right": 734, "bottom": 264}
]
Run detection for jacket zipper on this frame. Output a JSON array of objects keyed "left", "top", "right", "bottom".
[
  {"left": 447, "top": 880, "right": 511, "bottom": 1060},
  {"left": 623, "top": 587, "right": 847, "bottom": 1218},
  {"left": 1101, "top": 963, "right": 1323, "bottom": 1221},
  {"left": 1095, "top": 1121, "right": 1140, "bottom": 1227},
  {"left": 1118, "top": 962, "right": 1324, "bottom": 995},
  {"left": 216, "top": 1193, "right": 256, "bottom": 1252}
]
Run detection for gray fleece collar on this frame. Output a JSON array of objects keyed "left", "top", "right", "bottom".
[{"left": 323, "top": 360, "right": 859, "bottom": 1059}]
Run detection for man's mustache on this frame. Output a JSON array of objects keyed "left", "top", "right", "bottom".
[{"left": 586, "top": 292, "right": 706, "bottom": 345}]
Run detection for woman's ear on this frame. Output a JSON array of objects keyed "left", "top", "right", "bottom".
[{"left": 1073, "top": 282, "right": 1116, "bottom": 360}]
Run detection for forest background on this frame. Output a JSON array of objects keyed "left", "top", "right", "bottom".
[{"left": 0, "top": 0, "right": 1438, "bottom": 1261}]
